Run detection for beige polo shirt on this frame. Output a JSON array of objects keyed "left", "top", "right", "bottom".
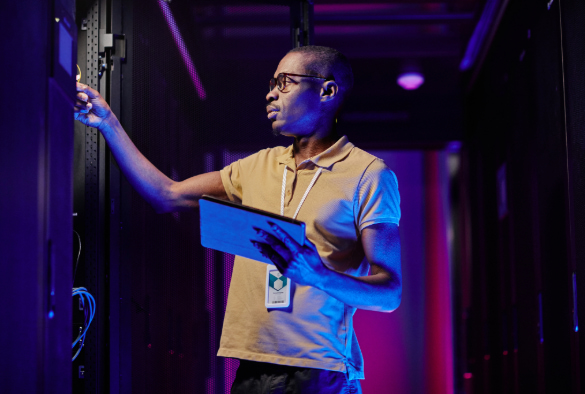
[{"left": 217, "top": 136, "right": 400, "bottom": 380}]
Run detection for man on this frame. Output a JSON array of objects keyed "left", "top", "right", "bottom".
[{"left": 75, "top": 45, "right": 401, "bottom": 393}]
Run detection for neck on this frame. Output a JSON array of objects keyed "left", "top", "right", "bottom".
[{"left": 292, "top": 129, "right": 339, "bottom": 167}]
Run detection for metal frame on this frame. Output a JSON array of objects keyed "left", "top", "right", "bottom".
[
  {"left": 73, "top": 0, "right": 109, "bottom": 392},
  {"left": 84, "top": 0, "right": 108, "bottom": 392},
  {"left": 290, "top": 0, "right": 314, "bottom": 48},
  {"left": 108, "top": 0, "right": 133, "bottom": 392}
]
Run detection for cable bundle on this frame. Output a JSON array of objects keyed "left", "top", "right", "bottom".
[{"left": 72, "top": 287, "right": 96, "bottom": 361}]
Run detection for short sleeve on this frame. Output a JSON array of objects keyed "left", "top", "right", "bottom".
[
  {"left": 354, "top": 158, "right": 401, "bottom": 232},
  {"left": 219, "top": 160, "right": 244, "bottom": 204},
  {"left": 218, "top": 149, "right": 272, "bottom": 204}
]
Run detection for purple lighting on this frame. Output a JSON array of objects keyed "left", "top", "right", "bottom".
[
  {"left": 158, "top": 1, "right": 206, "bottom": 100},
  {"left": 397, "top": 72, "right": 424, "bottom": 90}
]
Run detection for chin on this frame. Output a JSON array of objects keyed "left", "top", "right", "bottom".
[
  {"left": 277, "top": 130, "right": 299, "bottom": 139},
  {"left": 270, "top": 122, "right": 281, "bottom": 137},
  {"left": 271, "top": 120, "right": 293, "bottom": 137},
  {"left": 270, "top": 120, "right": 299, "bottom": 138}
]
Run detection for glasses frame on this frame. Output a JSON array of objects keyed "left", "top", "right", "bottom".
[{"left": 269, "top": 73, "right": 331, "bottom": 92}]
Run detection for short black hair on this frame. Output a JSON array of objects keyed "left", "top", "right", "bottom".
[{"left": 287, "top": 45, "right": 354, "bottom": 102}]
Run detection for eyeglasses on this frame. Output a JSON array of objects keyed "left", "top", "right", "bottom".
[{"left": 269, "top": 73, "right": 330, "bottom": 92}]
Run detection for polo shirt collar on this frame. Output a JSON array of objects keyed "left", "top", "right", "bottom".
[{"left": 275, "top": 135, "right": 354, "bottom": 169}]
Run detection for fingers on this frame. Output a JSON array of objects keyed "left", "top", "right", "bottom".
[
  {"left": 76, "top": 82, "right": 101, "bottom": 99},
  {"left": 77, "top": 92, "right": 89, "bottom": 102},
  {"left": 253, "top": 227, "right": 290, "bottom": 256},
  {"left": 74, "top": 98, "right": 92, "bottom": 113},
  {"left": 74, "top": 84, "right": 95, "bottom": 114},
  {"left": 253, "top": 227, "right": 281, "bottom": 244},
  {"left": 252, "top": 228, "right": 292, "bottom": 259},
  {"left": 251, "top": 240, "right": 287, "bottom": 272},
  {"left": 266, "top": 222, "right": 302, "bottom": 254}
]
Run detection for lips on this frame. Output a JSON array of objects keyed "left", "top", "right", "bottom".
[{"left": 266, "top": 105, "right": 279, "bottom": 120}]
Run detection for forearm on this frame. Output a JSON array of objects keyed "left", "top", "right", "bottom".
[
  {"left": 75, "top": 82, "right": 225, "bottom": 212},
  {"left": 100, "top": 115, "right": 176, "bottom": 213},
  {"left": 253, "top": 222, "right": 402, "bottom": 312},
  {"left": 313, "top": 268, "right": 401, "bottom": 312}
]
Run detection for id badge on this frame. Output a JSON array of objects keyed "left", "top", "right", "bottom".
[{"left": 265, "top": 264, "right": 291, "bottom": 308}]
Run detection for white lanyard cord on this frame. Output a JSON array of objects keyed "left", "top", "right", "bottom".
[{"left": 280, "top": 166, "right": 323, "bottom": 219}]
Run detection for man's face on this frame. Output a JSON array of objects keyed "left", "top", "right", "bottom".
[{"left": 266, "top": 53, "right": 324, "bottom": 137}]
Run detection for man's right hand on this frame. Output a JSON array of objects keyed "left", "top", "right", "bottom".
[
  {"left": 72, "top": 82, "right": 226, "bottom": 212},
  {"left": 74, "top": 82, "right": 115, "bottom": 130}
]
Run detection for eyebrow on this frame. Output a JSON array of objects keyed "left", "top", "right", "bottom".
[{"left": 275, "top": 71, "right": 323, "bottom": 78}]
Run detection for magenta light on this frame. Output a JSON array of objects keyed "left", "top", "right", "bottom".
[
  {"left": 224, "top": 5, "right": 287, "bottom": 15},
  {"left": 397, "top": 72, "right": 424, "bottom": 90},
  {"left": 315, "top": 4, "right": 399, "bottom": 13},
  {"left": 158, "top": 1, "right": 206, "bottom": 100}
]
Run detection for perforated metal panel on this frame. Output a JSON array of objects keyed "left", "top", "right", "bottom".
[
  {"left": 83, "top": 1, "right": 105, "bottom": 392},
  {"left": 84, "top": 0, "right": 99, "bottom": 289}
]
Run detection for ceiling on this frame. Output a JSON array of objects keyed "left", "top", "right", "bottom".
[
  {"left": 181, "top": 0, "right": 485, "bottom": 146},
  {"left": 310, "top": 0, "right": 483, "bottom": 146}
]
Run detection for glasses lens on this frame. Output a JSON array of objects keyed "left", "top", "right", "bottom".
[
  {"left": 269, "top": 78, "right": 276, "bottom": 92},
  {"left": 269, "top": 74, "right": 289, "bottom": 92},
  {"left": 277, "top": 74, "right": 285, "bottom": 91}
]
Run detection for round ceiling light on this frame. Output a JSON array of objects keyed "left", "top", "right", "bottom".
[{"left": 397, "top": 72, "right": 424, "bottom": 90}]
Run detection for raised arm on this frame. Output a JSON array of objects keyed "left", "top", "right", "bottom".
[{"left": 74, "top": 82, "right": 226, "bottom": 213}]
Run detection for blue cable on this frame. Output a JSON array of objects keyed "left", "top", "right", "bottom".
[{"left": 72, "top": 287, "right": 96, "bottom": 361}]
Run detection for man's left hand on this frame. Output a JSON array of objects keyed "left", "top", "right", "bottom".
[{"left": 251, "top": 222, "right": 328, "bottom": 288}]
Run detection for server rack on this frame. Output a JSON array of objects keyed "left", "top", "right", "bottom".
[
  {"left": 72, "top": 1, "right": 314, "bottom": 392},
  {"left": 458, "top": 0, "right": 585, "bottom": 392}
]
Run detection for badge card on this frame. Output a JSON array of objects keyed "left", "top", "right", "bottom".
[{"left": 265, "top": 264, "right": 291, "bottom": 309}]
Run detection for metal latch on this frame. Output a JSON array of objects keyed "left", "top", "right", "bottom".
[{"left": 99, "top": 29, "right": 126, "bottom": 60}]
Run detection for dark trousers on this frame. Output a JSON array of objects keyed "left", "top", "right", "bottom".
[{"left": 231, "top": 360, "right": 362, "bottom": 394}]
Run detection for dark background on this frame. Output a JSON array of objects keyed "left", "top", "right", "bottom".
[{"left": 2, "top": 0, "right": 585, "bottom": 393}]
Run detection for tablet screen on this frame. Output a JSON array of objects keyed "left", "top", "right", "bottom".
[{"left": 199, "top": 196, "right": 306, "bottom": 264}]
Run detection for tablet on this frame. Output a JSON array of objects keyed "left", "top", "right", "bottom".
[{"left": 199, "top": 195, "right": 306, "bottom": 264}]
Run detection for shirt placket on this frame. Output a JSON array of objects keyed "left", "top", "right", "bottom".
[
  {"left": 282, "top": 159, "right": 317, "bottom": 218},
  {"left": 283, "top": 165, "right": 296, "bottom": 215}
]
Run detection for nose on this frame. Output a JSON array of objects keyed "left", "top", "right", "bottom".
[{"left": 266, "top": 86, "right": 279, "bottom": 102}]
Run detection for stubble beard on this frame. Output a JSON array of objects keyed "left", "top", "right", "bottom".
[{"left": 270, "top": 121, "right": 281, "bottom": 137}]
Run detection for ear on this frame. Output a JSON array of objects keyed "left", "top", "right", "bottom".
[{"left": 320, "top": 81, "right": 339, "bottom": 103}]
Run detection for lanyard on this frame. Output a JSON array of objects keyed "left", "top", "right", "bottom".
[{"left": 280, "top": 165, "right": 322, "bottom": 219}]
